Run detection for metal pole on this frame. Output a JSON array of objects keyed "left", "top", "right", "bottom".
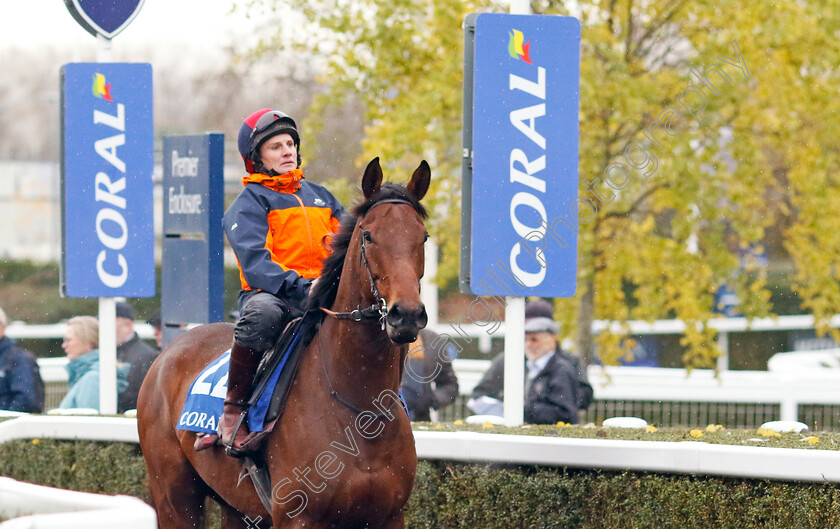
[
  {"left": 717, "top": 330, "right": 729, "bottom": 372},
  {"left": 502, "top": 0, "right": 532, "bottom": 428},
  {"left": 98, "top": 298, "right": 118, "bottom": 414},
  {"left": 96, "top": 33, "right": 118, "bottom": 415},
  {"left": 422, "top": 239, "right": 439, "bottom": 329},
  {"left": 511, "top": 0, "right": 530, "bottom": 15},
  {"left": 503, "top": 297, "right": 525, "bottom": 426}
]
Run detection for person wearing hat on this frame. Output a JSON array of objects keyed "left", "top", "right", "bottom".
[
  {"left": 208, "top": 108, "right": 345, "bottom": 454},
  {"left": 469, "top": 299, "right": 593, "bottom": 424},
  {"left": 522, "top": 299, "right": 593, "bottom": 410},
  {"left": 115, "top": 301, "right": 159, "bottom": 412},
  {"left": 146, "top": 309, "right": 162, "bottom": 350}
]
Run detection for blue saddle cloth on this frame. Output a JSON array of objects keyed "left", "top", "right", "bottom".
[{"left": 177, "top": 312, "right": 315, "bottom": 434}]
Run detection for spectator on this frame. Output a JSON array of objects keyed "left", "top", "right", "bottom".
[
  {"left": 59, "top": 316, "right": 129, "bottom": 410},
  {"left": 146, "top": 309, "right": 162, "bottom": 350},
  {"left": 400, "top": 328, "right": 459, "bottom": 421},
  {"left": 0, "top": 306, "right": 43, "bottom": 413},
  {"left": 115, "top": 302, "right": 159, "bottom": 412},
  {"left": 523, "top": 299, "right": 594, "bottom": 410},
  {"left": 469, "top": 299, "right": 593, "bottom": 424}
]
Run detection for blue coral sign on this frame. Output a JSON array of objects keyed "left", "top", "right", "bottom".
[
  {"left": 63, "top": 0, "right": 145, "bottom": 40},
  {"left": 465, "top": 14, "right": 580, "bottom": 298},
  {"left": 60, "top": 63, "right": 154, "bottom": 298}
]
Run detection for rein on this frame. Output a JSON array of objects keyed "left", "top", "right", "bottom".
[
  {"left": 317, "top": 197, "right": 417, "bottom": 419},
  {"left": 320, "top": 198, "right": 417, "bottom": 331},
  {"left": 316, "top": 332, "right": 397, "bottom": 420}
]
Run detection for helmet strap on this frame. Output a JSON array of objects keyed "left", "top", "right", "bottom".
[{"left": 249, "top": 149, "right": 302, "bottom": 175}]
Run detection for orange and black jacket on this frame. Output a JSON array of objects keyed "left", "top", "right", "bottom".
[{"left": 223, "top": 169, "right": 345, "bottom": 303}]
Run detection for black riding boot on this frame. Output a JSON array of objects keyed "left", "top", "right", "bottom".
[{"left": 218, "top": 341, "right": 262, "bottom": 455}]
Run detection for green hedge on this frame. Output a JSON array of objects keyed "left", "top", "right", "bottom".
[
  {"left": 2, "top": 439, "right": 840, "bottom": 528},
  {"left": 0, "top": 439, "right": 148, "bottom": 499},
  {"left": 407, "top": 463, "right": 840, "bottom": 528}
]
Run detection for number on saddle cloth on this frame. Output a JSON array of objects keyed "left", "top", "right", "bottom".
[{"left": 176, "top": 310, "right": 320, "bottom": 435}]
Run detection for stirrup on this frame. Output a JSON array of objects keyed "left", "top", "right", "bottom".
[{"left": 221, "top": 404, "right": 254, "bottom": 458}]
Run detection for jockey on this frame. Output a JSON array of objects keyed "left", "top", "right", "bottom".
[{"left": 198, "top": 109, "right": 345, "bottom": 454}]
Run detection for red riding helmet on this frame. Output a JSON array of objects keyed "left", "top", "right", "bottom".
[{"left": 238, "top": 108, "right": 301, "bottom": 173}]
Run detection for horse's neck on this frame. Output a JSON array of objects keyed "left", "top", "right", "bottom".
[{"left": 321, "top": 290, "right": 402, "bottom": 397}]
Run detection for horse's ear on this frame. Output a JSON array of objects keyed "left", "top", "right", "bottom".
[
  {"left": 407, "top": 160, "right": 431, "bottom": 201},
  {"left": 362, "top": 157, "right": 383, "bottom": 199}
]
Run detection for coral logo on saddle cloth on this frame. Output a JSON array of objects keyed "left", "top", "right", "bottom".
[
  {"left": 178, "top": 347, "right": 290, "bottom": 434},
  {"left": 508, "top": 29, "right": 532, "bottom": 64},
  {"left": 178, "top": 350, "right": 230, "bottom": 433}
]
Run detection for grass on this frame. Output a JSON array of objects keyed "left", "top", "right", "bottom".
[{"left": 412, "top": 421, "right": 835, "bottom": 450}]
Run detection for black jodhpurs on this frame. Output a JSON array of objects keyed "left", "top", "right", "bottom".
[{"left": 234, "top": 292, "right": 301, "bottom": 353}]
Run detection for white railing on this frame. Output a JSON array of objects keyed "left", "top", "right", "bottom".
[
  {"left": 32, "top": 355, "right": 840, "bottom": 423},
  {"left": 6, "top": 322, "right": 155, "bottom": 342},
  {"left": 0, "top": 477, "right": 156, "bottom": 529},
  {"left": 427, "top": 314, "right": 840, "bottom": 370},
  {"left": 0, "top": 416, "right": 837, "bottom": 484},
  {"left": 10, "top": 314, "right": 838, "bottom": 368},
  {"left": 0, "top": 416, "right": 139, "bottom": 444},
  {"left": 451, "top": 360, "right": 840, "bottom": 423}
]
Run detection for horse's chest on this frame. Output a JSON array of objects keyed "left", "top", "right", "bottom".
[{"left": 325, "top": 462, "right": 414, "bottom": 520}]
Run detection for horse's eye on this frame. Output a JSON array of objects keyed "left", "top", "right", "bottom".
[
  {"left": 423, "top": 233, "right": 429, "bottom": 243},
  {"left": 363, "top": 231, "right": 373, "bottom": 243}
]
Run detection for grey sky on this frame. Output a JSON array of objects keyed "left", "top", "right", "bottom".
[{"left": 0, "top": 1, "right": 256, "bottom": 52}]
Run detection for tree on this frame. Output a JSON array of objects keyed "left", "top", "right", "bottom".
[{"left": 247, "top": 0, "right": 840, "bottom": 369}]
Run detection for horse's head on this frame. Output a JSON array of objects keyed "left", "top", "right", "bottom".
[{"left": 355, "top": 157, "right": 430, "bottom": 344}]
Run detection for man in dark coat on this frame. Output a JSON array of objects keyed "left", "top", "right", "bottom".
[
  {"left": 115, "top": 302, "right": 158, "bottom": 412},
  {"left": 400, "top": 328, "right": 460, "bottom": 421},
  {"left": 469, "top": 300, "right": 593, "bottom": 424},
  {"left": 522, "top": 299, "right": 594, "bottom": 410},
  {"left": 0, "top": 306, "right": 42, "bottom": 413}
]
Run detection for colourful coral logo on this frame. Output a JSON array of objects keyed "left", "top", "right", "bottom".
[
  {"left": 508, "top": 29, "right": 532, "bottom": 64},
  {"left": 92, "top": 73, "right": 113, "bottom": 102}
]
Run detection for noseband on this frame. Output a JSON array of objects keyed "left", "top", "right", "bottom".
[{"left": 321, "top": 198, "right": 418, "bottom": 330}]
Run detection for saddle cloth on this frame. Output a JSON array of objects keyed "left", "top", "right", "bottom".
[{"left": 176, "top": 310, "right": 320, "bottom": 434}]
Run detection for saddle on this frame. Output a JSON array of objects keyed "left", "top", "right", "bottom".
[
  {"left": 187, "top": 309, "right": 322, "bottom": 454},
  {"left": 241, "top": 308, "right": 322, "bottom": 446}
]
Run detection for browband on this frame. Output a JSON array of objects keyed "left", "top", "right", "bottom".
[{"left": 363, "top": 198, "right": 416, "bottom": 215}]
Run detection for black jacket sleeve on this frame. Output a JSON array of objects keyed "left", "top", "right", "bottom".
[
  {"left": 524, "top": 355, "right": 580, "bottom": 424},
  {"left": 558, "top": 349, "right": 594, "bottom": 410}
]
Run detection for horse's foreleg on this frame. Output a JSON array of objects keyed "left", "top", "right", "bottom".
[
  {"left": 380, "top": 513, "right": 406, "bottom": 529},
  {"left": 144, "top": 433, "right": 210, "bottom": 529},
  {"left": 219, "top": 501, "right": 271, "bottom": 529},
  {"left": 147, "top": 462, "right": 209, "bottom": 529},
  {"left": 272, "top": 512, "right": 321, "bottom": 529}
]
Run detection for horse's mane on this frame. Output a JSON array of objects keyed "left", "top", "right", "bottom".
[{"left": 305, "top": 183, "right": 428, "bottom": 312}]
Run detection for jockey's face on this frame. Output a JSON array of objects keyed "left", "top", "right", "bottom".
[{"left": 260, "top": 133, "right": 297, "bottom": 175}]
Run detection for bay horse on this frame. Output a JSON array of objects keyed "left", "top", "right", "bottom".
[{"left": 138, "top": 157, "right": 430, "bottom": 528}]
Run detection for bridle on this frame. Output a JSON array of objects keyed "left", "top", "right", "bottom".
[
  {"left": 318, "top": 197, "right": 419, "bottom": 419},
  {"left": 320, "top": 198, "right": 417, "bottom": 331}
]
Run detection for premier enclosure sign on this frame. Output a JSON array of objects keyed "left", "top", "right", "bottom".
[
  {"left": 463, "top": 14, "right": 580, "bottom": 298},
  {"left": 61, "top": 63, "right": 154, "bottom": 297}
]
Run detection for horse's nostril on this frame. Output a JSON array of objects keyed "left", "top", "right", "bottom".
[
  {"left": 418, "top": 306, "right": 428, "bottom": 328},
  {"left": 387, "top": 303, "right": 427, "bottom": 329}
]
